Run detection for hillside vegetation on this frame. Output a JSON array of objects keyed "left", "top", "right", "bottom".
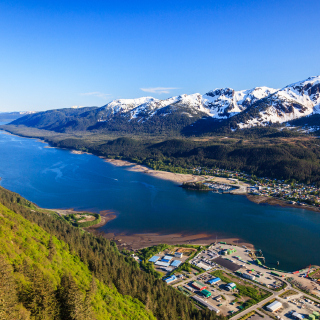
[{"left": 0, "top": 187, "right": 220, "bottom": 320}]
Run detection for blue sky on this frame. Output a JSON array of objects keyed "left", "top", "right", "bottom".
[{"left": 1, "top": 0, "right": 320, "bottom": 111}]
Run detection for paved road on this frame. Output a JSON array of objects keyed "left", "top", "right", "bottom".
[
  {"left": 231, "top": 278, "right": 320, "bottom": 320},
  {"left": 171, "top": 265, "right": 320, "bottom": 320}
]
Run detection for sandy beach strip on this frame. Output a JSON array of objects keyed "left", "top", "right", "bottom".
[{"left": 104, "top": 158, "right": 206, "bottom": 184}]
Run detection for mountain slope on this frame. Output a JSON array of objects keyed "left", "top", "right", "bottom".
[
  {"left": 0, "top": 189, "right": 155, "bottom": 320},
  {"left": 9, "top": 75, "right": 320, "bottom": 135},
  {"left": 0, "top": 186, "right": 218, "bottom": 320},
  {"left": 234, "top": 76, "right": 320, "bottom": 129}
]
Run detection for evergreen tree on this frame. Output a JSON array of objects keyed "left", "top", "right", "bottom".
[
  {"left": 22, "top": 268, "right": 58, "bottom": 320},
  {"left": 57, "top": 273, "right": 86, "bottom": 320},
  {"left": 0, "top": 255, "right": 18, "bottom": 319}
]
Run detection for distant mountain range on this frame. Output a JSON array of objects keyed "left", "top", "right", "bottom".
[
  {"left": 0, "top": 111, "right": 36, "bottom": 122},
  {"left": 8, "top": 75, "right": 320, "bottom": 135}
]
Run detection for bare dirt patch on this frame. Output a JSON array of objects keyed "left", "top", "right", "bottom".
[{"left": 78, "top": 215, "right": 96, "bottom": 223}]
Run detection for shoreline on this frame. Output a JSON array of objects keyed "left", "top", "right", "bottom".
[
  {"left": 86, "top": 228, "right": 256, "bottom": 251},
  {"left": 247, "top": 194, "right": 320, "bottom": 213},
  {"left": 1, "top": 127, "right": 319, "bottom": 213},
  {"left": 103, "top": 158, "right": 207, "bottom": 184},
  {"left": 44, "top": 207, "right": 118, "bottom": 228}
]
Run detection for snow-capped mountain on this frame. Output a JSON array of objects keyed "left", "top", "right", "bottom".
[
  {"left": 9, "top": 75, "right": 320, "bottom": 134},
  {"left": 97, "top": 86, "right": 277, "bottom": 122},
  {"left": 203, "top": 86, "right": 277, "bottom": 118},
  {"left": 237, "top": 76, "right": 320, "bottom": 128}
]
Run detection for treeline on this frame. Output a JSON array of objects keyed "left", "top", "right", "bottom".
[
  {"left": 0, "top": 186, "right": 222, "bottom": 320},
  {"left": 52, "top": 136, "right": 320, "bottom": 185}
]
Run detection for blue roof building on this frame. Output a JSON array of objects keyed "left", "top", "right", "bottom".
[
  {"left": 171, "top": 260, "right": 182, "bottom": 267},
  {"left": 208, "top": 277, "right": 221, "bottom": 284},
  {"left": 163, "top": 275, "right": 177, "bottom": 283},
  {"left": 148, "top": 256, "right": 160, "bottom": 263},
  {"left": 155, "top": 261, "right": 170, "bottom": 267},
  {"left": 163, "top": 255, "right": 173, "bottom": 261},
  {"left": 161, "top": 259, "right": 170, "bottom": 263}
]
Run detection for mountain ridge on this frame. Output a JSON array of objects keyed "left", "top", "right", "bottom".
[{"left": 9, "top": 75, "right": 320, "bottom": 135}]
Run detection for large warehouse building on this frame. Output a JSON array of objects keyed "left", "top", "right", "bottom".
[
  {"left": 266, "top": 301, "right": 283, "bottom": 313},
  {"left": 191, "top": 281, "right": 207, "bottom": 291},
  {"left": 208, "top": 277, "right": 221, "bottom": 285}
]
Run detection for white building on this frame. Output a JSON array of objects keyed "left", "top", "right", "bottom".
[
  {"left": 292, "top": 313, "right": 304, "bottom": 320},
  {"left": 175, "top": 252, "right": 183, "bottom": 258},
  {"left": 243, "top": 273, "right": 256, "bottom": 281},
  {"left": 266, "top": 301, "right": 283, "bottom": 312}
]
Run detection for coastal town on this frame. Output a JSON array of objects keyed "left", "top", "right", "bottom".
[
  {"left": 135, "top": 242, "right": 320, "bottom": 320},
  {"left": 188, "top": 167, "right": 320, "bottom": 208}
]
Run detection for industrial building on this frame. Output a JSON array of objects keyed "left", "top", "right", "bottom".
[
  {"left": 163, "top": 255, "right": 173, "bottom": 261},
  {"left": 184, "top": 285, "right": 194, "bottom": 292},
  {"left": 192, "top": 281, "right": 207, "bottom": 291},
  {"left": 242, "top": 273, "right": 256, "bottom": 281},
  {"left": 196, "top": 262, "right": 212, "bottom": 271},
  {"left": 161, "top": 259, "right": 170, "bottom": 263},
  {"left": 155, "top": 260, "right": 170, "bottom": 267},
  {"left": 266, "top": 301, "right": 283, "bottom": 313},
  {"left": 148, "top": 256, "right": 160, "bottom": 263},
  {"left": 226, "top": 282, "right": 236, "bottom": 291},
  {"left": 200, "top": 289, "right": 212, "bottom": 298},
  {"left": 163, "top": 275, "right": 177, "bottom": 284},
  {"left": 162, "top": 267, "right": 173, "bottom": 272},
  {"left": 191, "top": 296, "right": 220, "bottom": 314},
  {"left": 208, "top": 277, "right": 221, "bottom": 285},
  {"left": 171, "top": 260, "right": 182, "bottom": 267},
  {"left": 222, "top": 248, "right": 236, "bottom": 255},
  {"left": 292, "top": 312, "right": 305, "bottom": 320},
  {"left": 175, "top": 252, "right": 183, "bottom": 258}
]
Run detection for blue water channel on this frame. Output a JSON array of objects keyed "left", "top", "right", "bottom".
[{"left": 0, "top": 128, "right": 319, "bottom": 271}]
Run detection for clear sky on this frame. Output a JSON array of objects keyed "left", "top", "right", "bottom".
[{"left": 1, "top": 0, "right": 320, "bottom": 112}]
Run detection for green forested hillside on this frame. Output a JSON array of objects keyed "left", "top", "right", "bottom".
[
  {"left": 0, "top": 187, "right": 220, "bottom": 320},
  {"left": 0, "top": 199, "right": 155, "bottom": 319},
  {"left": 53, "top": 136, "right": 320, "bottom": 184},
  {"left": 2, "top": 123, "right": 320, "bottom": 184}
]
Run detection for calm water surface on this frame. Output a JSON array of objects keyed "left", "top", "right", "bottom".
[{"left": 0, "top": 129, "right": 319, "bottom": 271}]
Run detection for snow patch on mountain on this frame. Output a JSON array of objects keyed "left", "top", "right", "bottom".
[
  {"left": 203, "top": 86, "right": 277, "bottom": 119},
  {"left": 100, "top": 97, "right": 156, "bottom": 117},
  {"left": 97, "top": 75, "right": 320, "bottom": 129},
  {"left": 238, "top": 76, "right": 320, "bottom": 129}
]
